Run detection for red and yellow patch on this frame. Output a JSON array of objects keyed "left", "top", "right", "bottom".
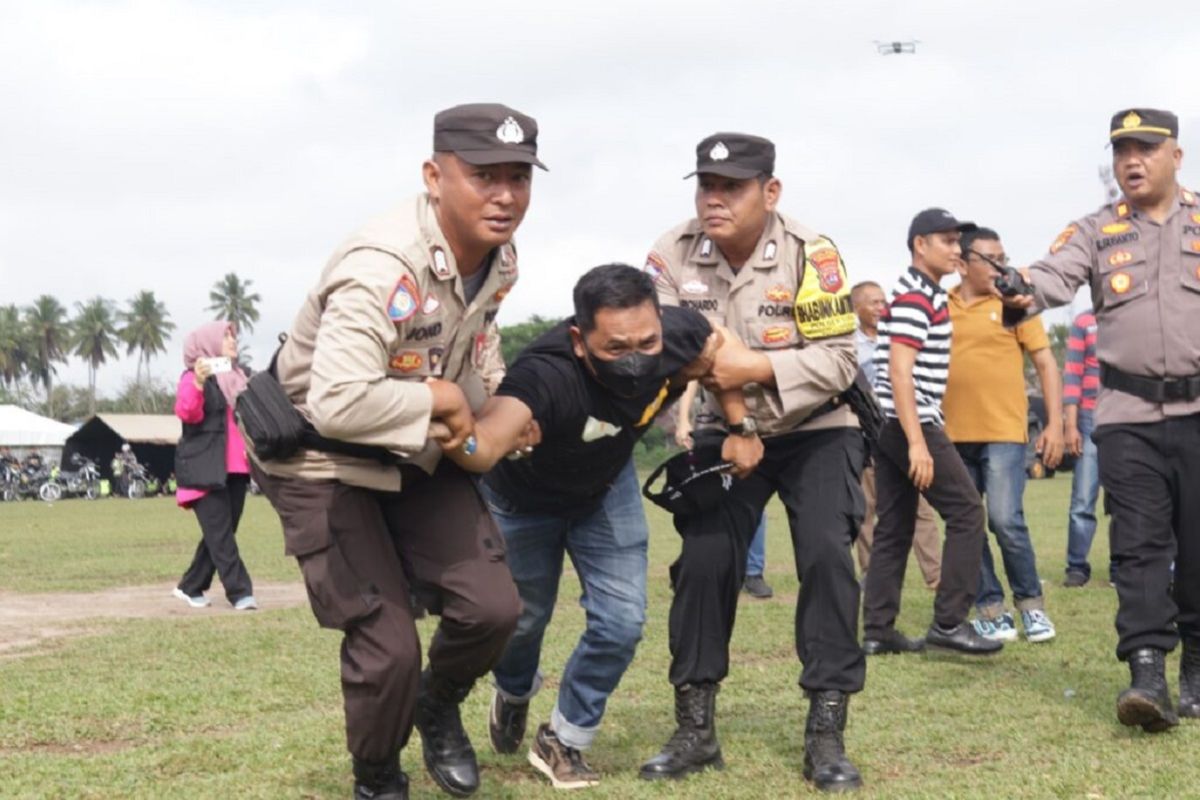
[
  {"left": 1109, "top": 272, "right": 1132, "bottom": 294},
  {"left": 762, "top": 325, "right": 792, "bottom": 345},
  {"left": 1192, "top": 212, "right": 1200, "bottom": 225},
  {"left": 1101, "top": 222, "right": 1131, "bottom": 235},
  {"left": 809, "top": 248, "right": 843, "bottom": 293},
  {"left": 389, "top": 352, "right": 423, "bottom": 372},
  {"left": 1108, "top": 250, "right": 1134, "bottom": 267},
  {"left": 492, "top": 285, "right": 512, "bottom": 303},
  {"left": 1049, "top": 225, "right": 1077, "bottom": 254},
  {"left": 764, "top": 284, "right": 792, "bottom": 302}
]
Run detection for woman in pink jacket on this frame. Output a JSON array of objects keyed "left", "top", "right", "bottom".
[{"left": 172, "top": 321, "right": 257, "bottom": 610}]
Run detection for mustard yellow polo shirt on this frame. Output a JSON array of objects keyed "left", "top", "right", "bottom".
[{"left": 943, "top": 289, "right": 1049, "bottom": 443}]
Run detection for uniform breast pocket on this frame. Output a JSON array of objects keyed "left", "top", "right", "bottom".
[
  {"left": 745, "top": 320, "right": 798, "bottom": 351},
  {"left": 1181, "top": 240, "right": 1200, "bottom": 295},
  {"left": 386, "top": 346, "right": 444, "bottom": 379},
  {"left": 1098, "top": 248, "right": 1149, "bottom": 309}
]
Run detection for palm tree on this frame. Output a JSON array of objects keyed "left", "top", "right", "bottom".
[
  {"left": 118, "top": 291, "right": 175, "bottom": 411},
  {"left": 71, "top": 297, "right": 120, "bottom": 417},
  {"left": 0, "top": 304, "right": 29, "bottom": 387},
  {"left": 208, "top": 272, "right": 262, "bottom": 334},
  {"left": 24, "top": 295, "right": 70, "bottom": 416}
]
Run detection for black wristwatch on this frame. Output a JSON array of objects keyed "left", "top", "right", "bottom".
[{"left": 728, "top": 417, "right": 759, "bottom": 437}]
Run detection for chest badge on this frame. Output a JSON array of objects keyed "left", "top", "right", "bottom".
[
  {"left": 1101, "top": 222, "right": 1131, "bottom": 235},
  {"left": 762, "top": 325, "right": 792, "bottom": 344},
  {"left": 1108, "top": 250, "right": 1134, "bottom": 267},
  {"left": 681, "top": 279, "right": 709, "bottom": 295},
  {"left": 422, "top": 294, "right": 441, "bottom": 315},
  {"left": 390, "top": 351, "right": 423, "bottom": 372},
  {"left": 387, "top": 275, "right": 420, "bottom": 323},
  {"left": 764, "top": 284, "right": 791, "bottom": 302},
  {"left": 1109, "top": 272, "right": 1132, "bottom": 294}
]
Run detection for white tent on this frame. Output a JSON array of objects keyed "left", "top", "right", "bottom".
[{"left": 0, "top": 404, "right": 76, "bottom": 449}]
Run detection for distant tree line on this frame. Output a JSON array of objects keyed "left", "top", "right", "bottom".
[{"left": 1, "top": 273, "right": 261, "bottom": 421}]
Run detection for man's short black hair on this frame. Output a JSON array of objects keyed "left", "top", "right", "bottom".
[
  {"left": 573, "top": 263, "right": 661, "bottom": 334},
  {"left": 961, "top": 226, "right": 1000, "bottom": 257}
]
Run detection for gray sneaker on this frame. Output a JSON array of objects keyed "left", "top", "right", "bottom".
[
  {"left": 742, "top": 574, "right": 774, "bottom": 599},
  {"left": 528, "top": 723, "right": 599, "bottom": 790}
]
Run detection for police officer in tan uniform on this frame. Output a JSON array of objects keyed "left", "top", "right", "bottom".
[
  {"left": 639, "top": 133, "right": 866, "bottom": 792},
  {"left": 251, "top": 103, "right": 542, "bottom": 799},
  {"left": 1009, "top": 108, "right": 1200, "bottom": 734}
]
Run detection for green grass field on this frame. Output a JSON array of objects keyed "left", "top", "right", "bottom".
[{"left": 1, "top": 477, "right": 1195, "bottom": 799}]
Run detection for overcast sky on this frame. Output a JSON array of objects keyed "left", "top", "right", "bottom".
[{"left": 1, "top": 0, "right": 1196, "bottom": 396}]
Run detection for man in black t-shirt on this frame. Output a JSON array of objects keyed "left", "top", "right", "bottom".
[{"left": 446, "top": 264, "right": 762, "bottom": 789}]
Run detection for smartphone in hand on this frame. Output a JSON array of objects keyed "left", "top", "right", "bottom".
[{"left": 207, "top": 356, "right": 233, "bottom": 374}]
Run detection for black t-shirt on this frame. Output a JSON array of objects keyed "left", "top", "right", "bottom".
[{"left": 484, "top": 306, "right": 712, "bottom": 514}]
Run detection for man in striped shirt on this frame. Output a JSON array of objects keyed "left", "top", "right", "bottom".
[
  {"left": 1063, "top": 309, "right": 1106, "bottom": 587},
  {"left": 861, "top": 208, "right": 1000, "bottom": 656}
]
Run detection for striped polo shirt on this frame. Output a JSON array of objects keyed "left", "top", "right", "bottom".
[
  {"left": 1063, "top": 311, "right": 1099, "bottom": 413},
  {"left": 873, "top": 266, "right": 951, "bottom": 426}
]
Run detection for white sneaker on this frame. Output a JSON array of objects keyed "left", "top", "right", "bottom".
[
  {"left": 233, "top": 595, "right": 259, "bottom": 611},
  {"left": 1021, "top": 609, "right": 1056, "bottom": 643},
  {"left": 173, "top": 588, "right": 210, "bottom": 608}
]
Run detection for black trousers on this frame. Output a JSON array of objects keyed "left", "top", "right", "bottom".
[
  {"left": 666, "top": 427, "right": 866, "bottom": 694},
  {"left": 1096, "top": 415, "right": 1200, "bottom": 660},
  {"left": 862, "top": 420, "right": 985, "bottom": 635},
  {"left": 252, "top": 460, "right": 521, "bottom": 763},
  {"left": 178, "top": 474, "right": 253, "bottom": 602}
]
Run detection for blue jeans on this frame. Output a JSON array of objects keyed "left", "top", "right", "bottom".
[
  {"left": 955, "top": 442, "right": 1044, "bottom": 613},
  {"left": 746, "top": 514, "right": 767, "bottom": 575},
  {"left": 1066, "top": 412, "right": 1102, "bottom": 579},
  {"left": 482, "top": 459, "right": 648, "bottom": 750}
]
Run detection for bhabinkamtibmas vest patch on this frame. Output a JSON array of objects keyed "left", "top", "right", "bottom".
[{"left": 793, "top": 237, "right": 856, "bottom": 340}]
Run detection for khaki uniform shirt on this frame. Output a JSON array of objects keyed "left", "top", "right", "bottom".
[
  {"left": 1029, "top": 187, "right": 1200, "bottom": 426},
  {"left": 647, "top": 212, "right": 859, "bottom": 437},
  {"left": 258, "top": 193, "right": 516, "bottom": 491}
]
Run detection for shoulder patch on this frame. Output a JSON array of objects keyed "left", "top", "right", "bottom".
[
  {"left": 645, "top": 251, "right": 667, "bottom": 279},
  {"left": 387, "top": 275, "right": 420, "bottom": 323},
  {"left": 1049, "top": 224, "right": 1077, "bottom": 255},
  {"left": 794, "top": 240, "right": 855, "bottom": 340},
  {"left": 431, "top": 246, "right": 451, "bottom": 278}
]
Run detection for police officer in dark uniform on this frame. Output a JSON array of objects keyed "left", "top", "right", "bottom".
[
  {"left": 641, "top": 133, "right": 866, "bottom": 791},
  {"left": 1010, "top": 108, "right": 1200, "bottom": 732}
]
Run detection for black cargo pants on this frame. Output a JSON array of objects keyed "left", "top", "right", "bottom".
[{"left": 665, "top": 426, "right": 866, "bottom": 694}]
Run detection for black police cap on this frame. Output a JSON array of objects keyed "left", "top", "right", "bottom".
[
  {"left": 433, "top": 103, "right": 547, "bottom": 170},
  {"left": 1110, "top": 108, "right": 1178, "bottom": 145},
  {"left": 685, "top": 132, "right": 775, "bottom": 180},
  {"left": 906, "top": 208, "right": 977, "bottom": 250}
]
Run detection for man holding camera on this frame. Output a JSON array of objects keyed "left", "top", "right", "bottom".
[{"left": 942, "top": 227, "right": 1062, "bottom": 644}]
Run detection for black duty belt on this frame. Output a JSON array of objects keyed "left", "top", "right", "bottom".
[{"left": 1100, "top": 362, "right": 1200, "bottom": 404}]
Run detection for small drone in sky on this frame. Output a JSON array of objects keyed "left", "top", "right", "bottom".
[{"left": 874, "top": 40, "right": 919, "bottom": 55}]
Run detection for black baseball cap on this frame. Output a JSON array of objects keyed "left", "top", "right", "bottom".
[
  {"left": 906, "top": 208, "right": 977, "bottom": 250},
  {"left": 685, "top": 132, "right": 775, "bottom": 179},
  {"left": 433, "top": 103, "right": 547, "bottom": 170},
  {"left": 1110, "top": 108, "right": 1178, "bottom": 145}
]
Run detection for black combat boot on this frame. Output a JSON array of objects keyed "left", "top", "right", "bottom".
[
  {"left": 803, "top": 690, "right": 862, "bottom": 793},
  {"left": 638, "top": 682, "right": 724, "bottom": 780},
  {"left": 1117, "top": 647, "right": 1179, "bottom": 733},
  {"left": 1179, "top": 639, "right": 1200, "bottom": 718},
  {"left": 414, "top": 669, "right": 479, "bottom": 796},
  {"left": 353, "top": 754, "right": 409, "bottom": 800}
]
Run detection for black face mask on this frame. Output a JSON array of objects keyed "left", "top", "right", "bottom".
[{"left": 586, "top": 348, "right": 664, "bottom": 399}]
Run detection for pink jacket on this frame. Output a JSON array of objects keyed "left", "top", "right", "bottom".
[{"left": 175, "top": 372, "right": 250, "bottom": 508}]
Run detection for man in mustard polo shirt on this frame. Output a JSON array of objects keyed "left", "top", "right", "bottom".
[{"left": 943, "top": 227, "right": 1064, "bottom": 643}]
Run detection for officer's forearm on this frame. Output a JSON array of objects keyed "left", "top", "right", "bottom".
[{"left": 716, "top": 387, "right": 749, "bottom": 425}]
